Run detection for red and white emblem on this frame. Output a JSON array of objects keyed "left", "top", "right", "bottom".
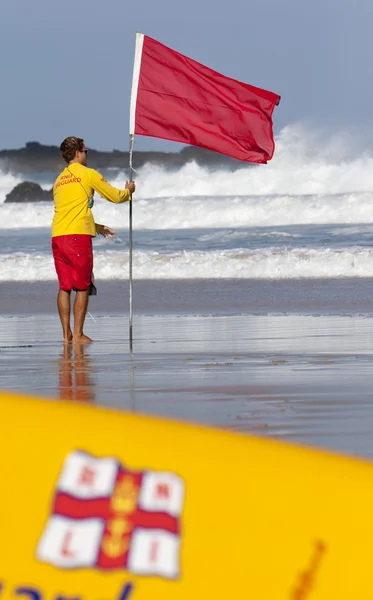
[{"left": 36, "top": 451, "right": 185, "bottom": 579}]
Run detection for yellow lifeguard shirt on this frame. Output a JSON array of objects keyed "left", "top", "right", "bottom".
[{"left": 52, "top": 163, "right": 131, "bottom": 237}]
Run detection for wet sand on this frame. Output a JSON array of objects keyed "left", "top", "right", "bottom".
[
  {"left": 2, "top": 280, "right": 373, "bottom": 460},
  {"left": 2, "top": 278, "right": 373, "bottom": 315}
]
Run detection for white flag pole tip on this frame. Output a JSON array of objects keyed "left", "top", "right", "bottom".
[{"left": 129, "top": 33, "right": 145, "bottom": 135}]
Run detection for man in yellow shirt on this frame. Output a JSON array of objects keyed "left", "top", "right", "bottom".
[{"left": 52, "top": 136, "right": 135, "bottom": 344}]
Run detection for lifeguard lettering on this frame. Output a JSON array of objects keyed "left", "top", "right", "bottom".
[
  {"left": 78, "top": 465, "right": 96, "bottom": 487},
  {"left": 292, "top": 540, "right": 327, "bottom": 600},
  {"left": 56, "top": 451, "right": 119, "bottom": 499},
  {"left": 139, "top": 472, "right": 184, "bottom": 517},
  {"left": 117, "top": 584, "right": 134, "bottom": 600},
  {"left": 149, "top": 539, "right": 159, "bottom": 563},
  {"left": 14, "top": 588, "right": 41, "bottom": 600},
  {"left": 54, "top": 176, "right": 82, "bottom": 190},
  {"left": 155, "top": 483, "right": 170, "bottom": 499},
  {"left": 0, "top": 582, "right": 134, "bottom": 600},
  {"left": 61, "top": 531, "right": 76, "bottom": 559}
]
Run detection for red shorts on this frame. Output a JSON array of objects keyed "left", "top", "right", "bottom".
[{"left": 52, "top": 234, "right": 93, "bottom": 291}]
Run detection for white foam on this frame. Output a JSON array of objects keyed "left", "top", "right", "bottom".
[
  {"left": 1, "top": 247, "right": 373, "bottom": 281},
  {"left": 2, "top": 123, "right": 373, "bottom": 229},
  {"left": 0, "top": 171, "right": 23, "bottom": 204},
  {"left": 116, "top": 122, "right": 373, "bottom": 198},
  {"left": 1, "top": 191, "right": 373, "bottom": 231}
]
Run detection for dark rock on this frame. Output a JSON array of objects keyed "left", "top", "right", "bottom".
[
  {"left": 4, "top": 181, "right": 53, "bottom": 203},
  {"left": 0, "top": 141, "right": 245, "bottom": 174}
]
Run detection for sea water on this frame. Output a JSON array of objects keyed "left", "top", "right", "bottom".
[{"left": 1, "top": 123, "right": 373, "bottom": 283}]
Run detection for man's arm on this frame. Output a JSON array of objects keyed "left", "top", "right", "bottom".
[{"left": 90, "top": 169, "right": 133, "bottom": 204}]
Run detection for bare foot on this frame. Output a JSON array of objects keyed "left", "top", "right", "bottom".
[
  {"left": 64, "top": 332, "right": 73, "bottom": 344},
  {"left": 72, "top": 333, "right": 93, "bottom": 344}
]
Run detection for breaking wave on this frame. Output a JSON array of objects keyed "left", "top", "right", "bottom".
[
  {"left": 2, "top": 123, "right": 373, "bottom": 230},
  {"left": 1, "top": 247, "right": 373, "bottom": 281}
]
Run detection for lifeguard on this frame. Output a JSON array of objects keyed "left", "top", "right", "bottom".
[{"left": 52, "top": 136, "right": 136, "bottom": 344}]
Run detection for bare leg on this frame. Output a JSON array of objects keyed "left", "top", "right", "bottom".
[
  {"left": 73, "top": 342, "right": 95, "bottom": 402},
  {"left": 59, "top": 344, "right": 74, "bottom": 400},
  {"left": 73, "top": 290, "right": 92, "bottom": 344},
  {"left": 57, "top": 290, "right": 72, "bottom": 343}
]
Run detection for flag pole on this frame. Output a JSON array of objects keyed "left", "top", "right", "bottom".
[
  {"left": 128, "top": 32, "right": 144, "bottom": 350},
  {"left": 129, "top": 133, "right": 134, "bottom": 350}
]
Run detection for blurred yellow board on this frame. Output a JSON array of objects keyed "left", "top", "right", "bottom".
[{"left": 0, "top": 390, "right": 373, "bottom": 599}]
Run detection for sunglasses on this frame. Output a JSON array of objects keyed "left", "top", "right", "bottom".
[{"left": 80, "top": 148, "right": 88, "bottom": 154}]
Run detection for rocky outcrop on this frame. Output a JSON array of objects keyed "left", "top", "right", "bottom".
[
  {"left": 4, "top": 181, "right": 52, "bottom": 203},
  {"left": 2, "top": 142, "right": 249, "bottom": 203},
  {"left": 0, "top": 141, "right": 241, "bottom": 174}
]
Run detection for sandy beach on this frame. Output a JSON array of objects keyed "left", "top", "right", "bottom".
[
  {"left": 2, "top": 278, "right": 373, "bottom": 460},
  {"left": 3, "top": 277, "right": 373, "bottom": 315}
]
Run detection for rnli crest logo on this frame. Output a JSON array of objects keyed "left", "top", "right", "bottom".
[{"left": 36, "top": 451, "right": 185, "bottom": 579}]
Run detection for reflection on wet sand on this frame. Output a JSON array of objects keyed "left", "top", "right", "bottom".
[
  {"left": 3, "top": 313, "right": 373, "bottom": 458},
  {"left": 58, "top": 344, "right": 95, "bottom": 403}
]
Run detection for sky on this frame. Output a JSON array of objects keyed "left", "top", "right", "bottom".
[{"left": 1, "top": 0, "right": 373, "bottom": 152}]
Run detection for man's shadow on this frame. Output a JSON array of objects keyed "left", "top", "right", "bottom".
[{"left": 58, "top": 343, "right": 95, "bottom": 403}]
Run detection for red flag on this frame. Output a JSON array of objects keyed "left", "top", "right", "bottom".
[{"left": 130, "top": 34, "right": 280, "bottom": 163}]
